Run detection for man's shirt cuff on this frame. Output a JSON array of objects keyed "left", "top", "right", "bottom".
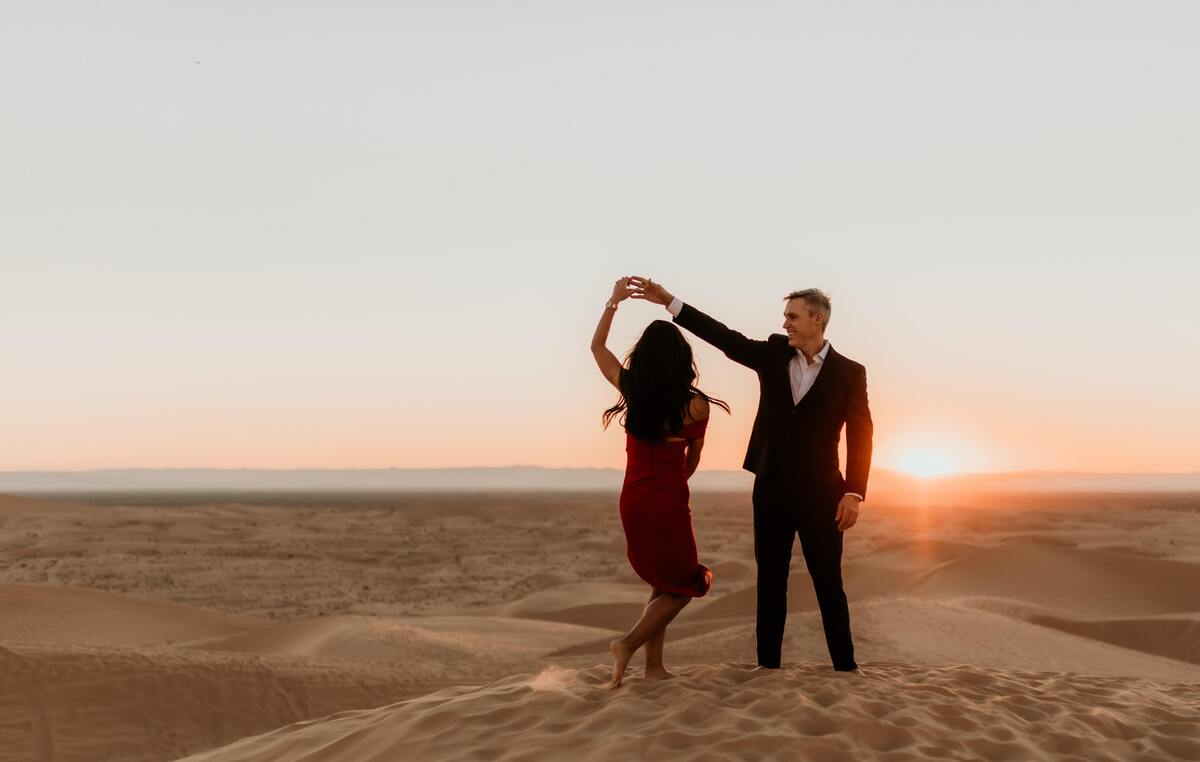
[
  {"left": 845, "top": 493, "right": 864, "bottom": 502},
  {"left": 667, "top": 297, "right": 683, "bottom": 317}
]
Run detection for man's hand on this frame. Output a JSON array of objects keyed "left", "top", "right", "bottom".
[
  {"left": 835, "top": 495, "right": 861, "bottom": 532},
  {"left": 629, "top": 276, "right": 673, "bottom": 307}
]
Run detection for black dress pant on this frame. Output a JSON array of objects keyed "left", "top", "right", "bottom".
[{"left": 752, "top": 468, "right": 856, "bottom": 670}]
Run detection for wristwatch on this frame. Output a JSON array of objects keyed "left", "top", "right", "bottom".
[{"left": 605, "top": 299, "right": 619, "bottom": 310}]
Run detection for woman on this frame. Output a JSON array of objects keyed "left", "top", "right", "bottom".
[{"left": 591, "top": 276, "right": 730, "bottom": 689}]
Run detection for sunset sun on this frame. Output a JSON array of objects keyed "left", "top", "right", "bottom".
[{"left": 896, "top": 449, "right": 958, "bottom": 480}]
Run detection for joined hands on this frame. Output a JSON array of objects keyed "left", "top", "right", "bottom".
[
  {"left": 610, "top": 276, "right": 637, "bottom": 304},
  {"left": 627, "top": 276, "right": 674, "bottom": 307}
]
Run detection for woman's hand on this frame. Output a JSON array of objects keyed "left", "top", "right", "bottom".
[{"left": 610, "top": 276, "right": 636, "bottom": 303}]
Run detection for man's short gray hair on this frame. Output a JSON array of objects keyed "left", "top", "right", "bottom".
[{"left": 784, "top": 288, "right": 832, "bottom": 328}]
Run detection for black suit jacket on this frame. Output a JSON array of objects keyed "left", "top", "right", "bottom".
[{"left": 673, "top": 303, "right": 873, "bottom": 499}]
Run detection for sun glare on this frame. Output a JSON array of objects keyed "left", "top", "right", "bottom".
[{"left": 896, "top": 450, "right": 957, "bottom": 480}]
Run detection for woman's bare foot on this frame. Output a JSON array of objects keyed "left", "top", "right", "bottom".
[
  {"left": 644, "top": 666, "right": 677, "bottom": 680},
  {"left": 607, "top": 639, "right": 633, "bottom": 689}
]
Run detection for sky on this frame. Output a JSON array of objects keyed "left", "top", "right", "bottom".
[{"left": 3, "top": 1, "right": 1198, "bottom": 475}]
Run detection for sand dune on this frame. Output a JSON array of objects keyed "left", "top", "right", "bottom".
[
  {"left": 686, "top": 571, "right": 821, "bottom": 621},
  {"left": 178, "top": 661, "right": 1200, "bottom": 762},
  {"left": 902, "top": 544, "right": 1200, "bottom": 617},
  {"left": 856, "top": 538, "right": 977, "bottom": 570},
  {"left": 0, "top": 584, "right": 266, "bottom": 647},
  {"left": 0, "top": 609, "right": 613, "bottom": 762},
  {"left": 496, "top": 581, "right": 650, "bottom": 630},
  {"left": 3, "top": 492, "right": 1200, "bottom": 761},
  {"left": 682, "top": 542, "right": 956, "bottom": 622},
  {"left": 198, "top": 613, "right": 615, "bottom": 665},
  {"left": 508, "top": 602, "right": 647, "bottom": 630},
  {"left": 661, "top": 598, "right": 1200, "bottom": 683},
  {"left": 0, "top": 641, "right": 429, "bottom": 762},
  {"left": 0, "top": 494, "right": 95, "bottom": 520},
  {"left": 543, "top": 617, "right": 742, "bottom": 658},
  {"left": 852, "top": 598, "right": 1200, "bottom": 681},
  {"left": 958, "top": 597, "right": 1200, "bottom": 665},
  {"left": 521, "top": 595, "right": 1200, "bottom": 684},
  {"left": 498, "top": 581, "right": 650, "bottom": 616}
]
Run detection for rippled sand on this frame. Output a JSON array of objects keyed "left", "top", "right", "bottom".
[{"left": 2, "top": 491, "right": 1199, "bottom": 761}]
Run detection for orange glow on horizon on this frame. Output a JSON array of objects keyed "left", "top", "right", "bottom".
[
  {"left": 895, "top": 449, "right": 959, "bottom": 480},
  {"left": 879, "top": 429, "right": 996, "bottom": 482}
]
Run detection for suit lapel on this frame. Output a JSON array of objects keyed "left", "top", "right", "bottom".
[
  {"left": 793, "top": 344, "right": 838, "bottom": 409},
  {"left": 773, "top": 342, "right": 797, "bottom": 404}
]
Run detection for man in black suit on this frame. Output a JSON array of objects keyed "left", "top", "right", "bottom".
[{"left": 630, "top": 277, "right": 872, "bottom": 672}]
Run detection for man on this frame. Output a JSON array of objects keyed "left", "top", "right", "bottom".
[{"left": 630, "top": 276, "right": 872, "bottom": 672}]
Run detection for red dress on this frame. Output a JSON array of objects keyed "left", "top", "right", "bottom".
[{"left": 619, "top": 417, "right": 713, "bottom": 597}]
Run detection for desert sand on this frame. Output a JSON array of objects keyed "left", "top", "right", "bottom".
[{"left": 1, "top": 490, "right": 1199, "bottom": 761}]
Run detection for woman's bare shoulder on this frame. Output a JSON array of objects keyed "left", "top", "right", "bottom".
[{"left": 686, "top": 394, "right": 710, "bottom": 423}]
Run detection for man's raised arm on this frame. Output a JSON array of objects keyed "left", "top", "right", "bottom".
[{"left": 630, "top": 276, "right": 767, "bottom": 370}]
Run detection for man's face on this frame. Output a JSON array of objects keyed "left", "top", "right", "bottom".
[{"left": 783, "top": 298, "right": 823, "bottom": 347}]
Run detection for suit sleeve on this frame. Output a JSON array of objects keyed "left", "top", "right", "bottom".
[
  {"left": 844, "top": 364, "right": 874, "bottom": 499},
  {"left": 672, "top": 303, "right": 768, "bottom": 370}
]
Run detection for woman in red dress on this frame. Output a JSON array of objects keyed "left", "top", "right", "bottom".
[{"left": 591, "top": 277, "right": 729, "bottom": 688}]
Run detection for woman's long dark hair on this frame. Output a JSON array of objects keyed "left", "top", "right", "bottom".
[{"left": 603, "top": 320, "right": 730, "bottom": 441}]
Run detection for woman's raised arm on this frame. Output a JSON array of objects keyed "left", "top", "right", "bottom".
[{"left": 591, "top": 277, "right": 636, "bottom": 389}]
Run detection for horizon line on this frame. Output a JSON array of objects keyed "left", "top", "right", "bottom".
[{"left": 2, "top": 466, "right": 1199, "bottom": 479}]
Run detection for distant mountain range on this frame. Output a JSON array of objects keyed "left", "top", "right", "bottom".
[{"left": 1, "top": 468, "right": 1198, "bottom": 494}]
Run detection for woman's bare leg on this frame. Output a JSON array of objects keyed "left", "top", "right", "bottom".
[
  {"left": 643, "top": 588, "right": 675, "bottom": 679},
  {"left": 644, "top": 629, "right": 675, "bottom": 679},
  {"left": 608, "top": 592, "right": 690, "bottom": 688}
]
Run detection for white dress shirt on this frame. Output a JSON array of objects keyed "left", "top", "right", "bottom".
[
  {"left": 789, "top": 338, "right": 830, "bottom": 405},
  {"left": 667, "top": 297, "right": 863, "bottom": 503}
]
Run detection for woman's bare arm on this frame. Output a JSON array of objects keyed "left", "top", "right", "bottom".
[
  {"left": 591, "top": 277, "right": 636, "bottom": 389},
  {"left": 684, "top": 437, "right": 705, "bottom": 478},
  {"left": 683, "top": 396, "right": 710, "bottom": 478}
]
